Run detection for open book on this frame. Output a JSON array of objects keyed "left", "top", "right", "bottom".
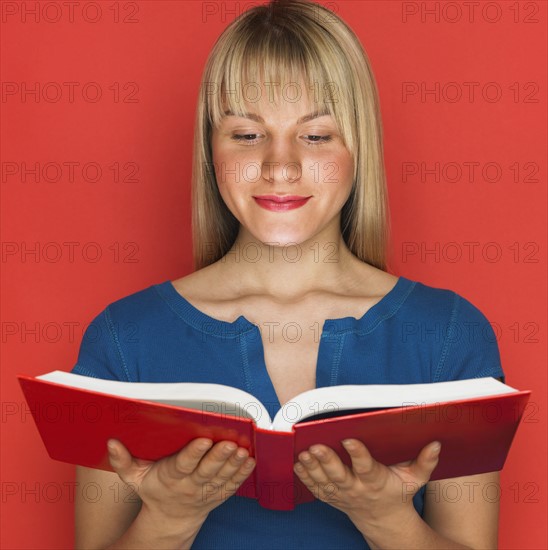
[{"left": 17, "top": 371, "right": 530, "bottom": 510}]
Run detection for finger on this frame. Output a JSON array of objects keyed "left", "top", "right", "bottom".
[
  {"left": 341, "top": 439, "right": 382, "bottom": 481},
  {"left": 202, "top": 454, "right": 256, "bottom": 504},
  {"left": 293, "top": 461, "right": 321, "bottom": 497},
  {"left": 224, "top": 454, "right": 257, "bottom": 492},
  {"left": 194, "top": 445, "right": 251, "bottom": 504},
  {"left": 189, "top": 441, "right": 239, "bottom": 484},
  {"left": 293, "top": 461, "right": 339, "bottom": 502},
  {"left": 405, "top": 441, "right": 442, "bottom": 485},
  {"left": 213, "top": 446, "right": 251, "bottom": 481},
  {"left": 167, "top": 438, "right": 215, "bottom": 479},
  {"left": 296, "top": 450, "right": 331, "bottom": 484},
  {"left": 231, "top": 456, "right": 256, "bottom": 484},
  {"left": 307, "top": 445, "right": 352, "bottom": 487},
  {"left": 107, "top": 438, "right": 152, "bottom": 485}
]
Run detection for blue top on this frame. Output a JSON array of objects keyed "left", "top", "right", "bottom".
[{"left": 71, "top": 276, "right": 504, "bottom": 549}]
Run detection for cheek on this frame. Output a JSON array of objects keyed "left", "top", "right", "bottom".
[
  {"left": 333, "top": 148, "right": 354, "bottom": 181},
  {"left": 211, "top": 141, "right": 233, "bottom": 189},
  {"left": 312, "top": 150, "right": 354, "bottom": 198},
  {"left": 210, "top": 135, "right": 223, "bottom": 172},
  {"left": 211, "top": 139, "right": 252, "bottom": 189}
]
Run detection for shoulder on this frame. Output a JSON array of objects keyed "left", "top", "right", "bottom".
[
  {"left": 398, "top": 277, "right": 503, "bottom": 382},
  {"left": 86, "top": 281, "right": 175, "bottom": 331},
  {"left": 170, "top": 267, "right": 218, "bottom": 301},
  {"left": 107, "top": 283, "right": 163, "bottom": 315},
  {"left": 400, "top": 277, "right": 494, "bottom": 330}
]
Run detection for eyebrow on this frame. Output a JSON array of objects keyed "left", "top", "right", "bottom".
[{"left": 222, "top": 109, "right": 331, "bottom": 125}]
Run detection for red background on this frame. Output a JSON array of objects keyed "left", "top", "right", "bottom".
[{"left": 1, "top": 1, "right": 546, "bottom": 548}]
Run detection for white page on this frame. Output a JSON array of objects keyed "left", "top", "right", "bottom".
[
  {"left": 271, "top": 377, "right": 518, "bottom": 432},
  {"left": 36, "top": 372, "right": 517, "bottom": 434},
  {"left": 36, "top": 371, "right": 273, "bottom": 429}
]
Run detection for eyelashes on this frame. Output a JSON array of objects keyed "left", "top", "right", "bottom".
[{"left": 230, "top": 134, "right": 333, "bottom": 146}]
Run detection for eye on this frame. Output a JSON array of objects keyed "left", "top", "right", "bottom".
[
  {"left": 303, "top": 135, "right": 333, "bottom": 146},
  {"left": 231, "top": 134, "right": 261, "bottom": 145},
  {"left": 230, "top": 134, "right": 333, "bottom": 146}
]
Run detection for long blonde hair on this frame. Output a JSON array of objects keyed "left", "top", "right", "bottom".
[{"left": 191, "top": 0, "right": 389, "bottom": 271}]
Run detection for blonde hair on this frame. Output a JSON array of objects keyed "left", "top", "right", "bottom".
[{"left": 191, "top": 0, "right": 389, "bottom": 270}]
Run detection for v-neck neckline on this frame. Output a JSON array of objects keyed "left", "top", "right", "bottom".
[
  {"left": 160, "top": 276, "right": 413, "bottom": 334},
  {"left": 155, "top": 276, "right": 416, "bottom": 417}
]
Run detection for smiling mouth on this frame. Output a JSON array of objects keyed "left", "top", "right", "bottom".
[
  {"left": 252, "top": 195, "right": 312, "bottom": 203},
  {"left": 252, "top": 196, "right": 312, "bottom": 211}
]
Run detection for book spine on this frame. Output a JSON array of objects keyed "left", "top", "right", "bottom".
[{"left": 252, "top": 428, "right": 296, "bottom": 511}]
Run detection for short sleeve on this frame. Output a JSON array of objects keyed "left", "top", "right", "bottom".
[
  {"left": 70, "top": 306, "right": 131, "bottom": 382},
  {"left": 433, "top": 293, "right": 505, "bottom": 383}
]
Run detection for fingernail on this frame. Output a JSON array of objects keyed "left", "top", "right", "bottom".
[
  {"left": 224, "top": 443, "right": 237, "bottom": 453},
  {"left": 198, "top": 440, "right": 213, "bottom": 451},
  {"left": 107, "top": 440, "right": 118, "bottom": 456},
  {"left": 310, "top": 447, "right": 324, "bottom": 458},
  {"left": 342, "top": 439, "right": 355, "bottom": 450},
  {"left": 431, "top": 442, "right": 441, "bottom": 455},
  {"left": 235, "top": 448, "right": 247, "bottom": 459}
]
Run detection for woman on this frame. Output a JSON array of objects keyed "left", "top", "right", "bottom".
[{"left": 73, "top": 1, "right": 504, "bottom": 548}]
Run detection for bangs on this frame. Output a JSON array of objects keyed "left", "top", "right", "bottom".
[{"left": 202, "top": 11, "right": 358, "bottom": 159}]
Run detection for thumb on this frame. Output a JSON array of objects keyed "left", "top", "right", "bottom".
[
  {"left": 107, "top": 438, "right": 135, "bottom": 483},
  {"left": 409, "top": 441, "right": 441, "bottom": 485}
]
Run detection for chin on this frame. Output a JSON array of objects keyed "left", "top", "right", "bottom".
[{"left": 254, "top": 232, "right": 311, "bottom": 248}]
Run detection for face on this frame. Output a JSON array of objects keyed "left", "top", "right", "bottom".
[{"left": 210, "top": 79, "right": 355, "bottom": 247}]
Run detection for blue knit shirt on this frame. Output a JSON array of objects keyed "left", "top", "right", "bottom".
[{"left": 70, "top": 276, "right": 504, "bottom": 549}]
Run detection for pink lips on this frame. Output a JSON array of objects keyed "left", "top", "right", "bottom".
[{"left": 252, "top": 195, "right": 312, "bottom": 212}]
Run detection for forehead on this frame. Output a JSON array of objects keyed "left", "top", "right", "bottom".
[
  {"left": 219, "top": 77, "right": 329, "bottom": 122},
  {"left": 222, "top": 107, "right": 332, "bottom": 127}
]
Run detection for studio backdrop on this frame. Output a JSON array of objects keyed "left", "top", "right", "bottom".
[{"left": 1, "top": 1, "right": 546, "bottom": 548}]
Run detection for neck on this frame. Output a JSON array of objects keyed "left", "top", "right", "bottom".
[{"left": 215, "top": 227, "right": 365, "bottom": 302}]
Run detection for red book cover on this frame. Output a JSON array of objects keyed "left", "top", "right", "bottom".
[{"left": 17, "top": 374, "right": 531, "bottom": 511}]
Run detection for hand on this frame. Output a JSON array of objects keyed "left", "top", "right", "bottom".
[
  {"left": 107, "top": 437, "right": 256, "bottom": 524},
  {"left": 293, "top": 439, "right": 441, "bottom": 528}
]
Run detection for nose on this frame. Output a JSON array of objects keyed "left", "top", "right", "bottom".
[{"left": 261, "top": 138, "right": 302, "bottom": 184}]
